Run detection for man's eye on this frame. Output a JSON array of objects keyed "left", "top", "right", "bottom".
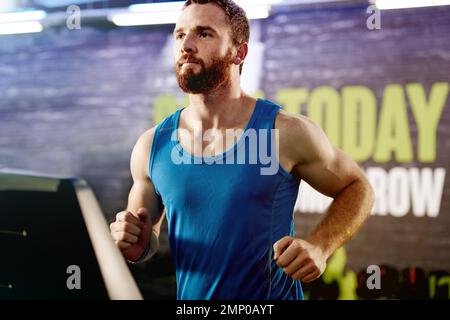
[
  {"left": 176, "top": 33, "right": 185, "bottom": 39},
  {"left": 200, "top": 32, "right": 210, "bottom": 38}
]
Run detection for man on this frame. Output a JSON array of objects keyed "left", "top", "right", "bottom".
[{"left": 110, "top": 0, "right": 374, "bottom": 300}]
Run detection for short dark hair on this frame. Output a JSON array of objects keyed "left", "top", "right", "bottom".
[{"left": 183, "top": 0, "right": 250, "bottom": 74}]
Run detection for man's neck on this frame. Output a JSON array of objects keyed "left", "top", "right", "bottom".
[{"left": 185, "top": 82, "right": 256, "bottom": 130}]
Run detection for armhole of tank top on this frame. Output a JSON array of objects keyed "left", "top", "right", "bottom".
[
  {"left": 148, "top": 123, "right": 161, "bottom": 195},
  {"left": 271, "top": 106, "right": 295, "bottom": 179}
]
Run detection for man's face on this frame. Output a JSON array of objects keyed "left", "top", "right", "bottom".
[{"left": 173, "top": 3, "right": 235, "bottom": 94}]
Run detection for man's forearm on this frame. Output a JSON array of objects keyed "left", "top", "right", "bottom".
[{"left": 306, "top": 177, "right": 375, "bottom": 259}]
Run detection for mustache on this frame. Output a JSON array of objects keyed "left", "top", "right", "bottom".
[{"left": 177, "top": 54, "right": 204, "bottom": 66}]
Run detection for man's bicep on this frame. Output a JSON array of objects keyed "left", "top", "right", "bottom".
[
  {"left": 127, "top": 127, "right": 164, "bottom": 232},
  {"left": 292, "top": 120, "right": 363, "bottom": 198},
  {"left": 296, "top": 147, "right": 363, "bottom": 198}
]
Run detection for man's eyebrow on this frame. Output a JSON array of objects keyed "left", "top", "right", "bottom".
[
  {"left": 195, "top": 26, "right": 218, "bottom": 34},
  {"left": 173, "top": 25, "right": 218, "bottom": 35}
]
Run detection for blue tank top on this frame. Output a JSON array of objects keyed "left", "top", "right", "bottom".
[{"left": 149, "top": 98, "right": 303, "bottom": 300}]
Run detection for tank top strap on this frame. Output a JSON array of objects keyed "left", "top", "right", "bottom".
[
  {"left": 251, "top": 98, "right": 282, "bottom": 131},
  {"left": 149, "top": 108, "right": 182, "bottom": 183}
]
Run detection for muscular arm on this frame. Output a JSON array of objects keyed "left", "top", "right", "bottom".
[
  {"left": 292, "top": 122, "right": 374, "bottom": 258},
  {"left": 127, "top": 127, "right": 165, "bottom": 259},
  {"left": 274, "top": 111, "right": 375, "bottom": 282},
  {"left": 110, "top": 127, "right": 165, "bottom": 263}
]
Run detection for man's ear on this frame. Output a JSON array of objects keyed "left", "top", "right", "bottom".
[{"left": 233, "top": 42, "right": 248, "bottom": 66}]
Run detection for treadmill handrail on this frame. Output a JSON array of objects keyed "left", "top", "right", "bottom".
[{"left": 74, "top": 179, "right": 143, "bottom": 300}]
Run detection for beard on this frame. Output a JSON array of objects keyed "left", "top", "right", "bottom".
[{"left": 175, "top": 49, "right": 233, "bottom": 94}]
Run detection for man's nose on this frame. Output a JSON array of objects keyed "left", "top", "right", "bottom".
[{"left": 181, "top": 33, "right": 197, "bottom": 54}]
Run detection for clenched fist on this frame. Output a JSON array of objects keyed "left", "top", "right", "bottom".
[
  {"left": 110, "top": 208, "right": 151, "bottom": 262},
  {"left": 273, "top": 236, "right": 328, "bottom": 283}
]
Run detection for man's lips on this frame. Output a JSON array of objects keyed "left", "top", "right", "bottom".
[{"left": 179, "top": 58, "right": 201, "bottom": 66}]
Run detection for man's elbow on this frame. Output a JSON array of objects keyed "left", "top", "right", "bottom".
[{"left": 358, "top": 175, "right": 375, "bottom": 217}]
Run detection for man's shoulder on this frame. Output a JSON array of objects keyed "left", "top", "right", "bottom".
[
  {"left": 275, "top": 109, "right": 332, "bottom": 166},
  {"left": 129, "top": 128, "right": 153, "bottom": 182},
  {"left": 132, "top": 127, "right": 157, "bottom": 174},
  {"left": 275, "top": 109, "right": 321, "bottom": 141},
  {"left": 136, "top": 126, "right": 157, "bottom": 150}
]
